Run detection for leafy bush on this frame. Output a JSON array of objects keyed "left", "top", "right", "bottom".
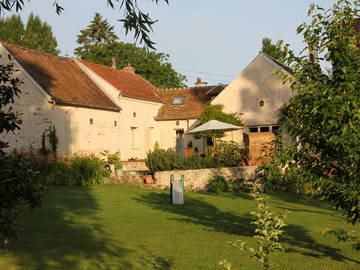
[
  {"left": 206, "top": 176, "right": 229, "bottom": 193},
  {"left": 213, "top": 141, "right": 246, "bottom": 167},
  {"left": 230, "top": 178, "right": 253, "bottom": 193},
  {"left": 145, "top": 141, "right": 245, "bottom": 174},
  {"left": 38, "top": 153, "right": 110, "bottom": 186},
  {"left": 257, "top": 143, "right": 310, "bottom": 193}
]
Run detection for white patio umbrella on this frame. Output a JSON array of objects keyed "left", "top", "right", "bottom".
[{"left": 185, "top": 120, "right": 242, "bottom": 147}]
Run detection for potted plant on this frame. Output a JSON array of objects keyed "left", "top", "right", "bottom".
[
  {"left": 145, "top": 174, "right": 153, "bottom": 184},
  {"left": 114, "top": 160, "right": 123, "bottom": 177},
  {"left": 185, "top": 141, "right": 195, "bottom": 157},
  {"left": 106, "top": 151, "right": 122, "bottom": 176}
]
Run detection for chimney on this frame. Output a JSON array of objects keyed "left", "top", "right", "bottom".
[
  {"left": 122, "top": 63, "right": 136, "bottom": 74},
  {"left": 111, "top": 57, "right": 117, "bottom": 69},
  {"left": 195, "top": 77, "right": 208, "bottom": 87}
]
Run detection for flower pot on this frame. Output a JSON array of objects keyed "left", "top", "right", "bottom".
[
  {"left": 185, "top": 147, "right": 195, "bottom": 157},
  {"left": 145, "top": 175, "right": 153, "bottom": 184}
]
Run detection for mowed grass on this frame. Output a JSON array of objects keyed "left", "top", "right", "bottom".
[{"left": 0, "top": 185, "right": 359, "bottom": 270}]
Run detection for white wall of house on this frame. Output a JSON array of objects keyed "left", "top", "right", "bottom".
[{"left": 211, "top": 53, "right": 293, "bottom": 144}]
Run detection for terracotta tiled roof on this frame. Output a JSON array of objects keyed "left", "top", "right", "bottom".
[
  {"left": 155, "top": 85, "right": 226, "bottom": 120},
  {"left": 1, "top": 41, "right": 119, "bottom": 111},
  {"left": 79, "top": 60, "right": 163, "bottom": 103}
]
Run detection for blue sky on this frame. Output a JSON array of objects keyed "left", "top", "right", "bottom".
[{"left": 14, "top": 0, "right": 332, "bottom": 86}]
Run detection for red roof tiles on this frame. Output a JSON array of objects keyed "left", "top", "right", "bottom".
[
  {"left": 2, "top": 41, "right": 119, "bottom": 111},
  {"left": 155, "top": 85, "right": 226, "bottom": 120},
  {"left": 79, "top": 60, "right": 163, "bottom": 103}
]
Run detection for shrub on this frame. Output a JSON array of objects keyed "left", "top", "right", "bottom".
[
  {"left": 231, "top": 178, "right": 253, "bottom": 193},
  {"left": 206, "top": 176, "right": 229, "bottom": 193},
  {"left": 213, "top": 141, "right": 246, "bottom": 167},
  {"left": 257, "top": 142, "right": 310, "bottom": 193},
  {"left": 39, "top": 153, "right": 110, "bottom": 186}
]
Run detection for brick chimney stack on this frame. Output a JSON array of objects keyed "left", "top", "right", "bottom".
[
  {"left": 195, "top": 77, "right": 208, "bottom": 87},
  {"left": 122, "top": 63, "right": 136, "bottom": 74}
]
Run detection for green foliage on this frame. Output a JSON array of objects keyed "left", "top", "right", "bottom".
[
  {"left": 75, "top": 13, "right": 118, "bottom": 57},
  {"left": 0, "top": 152, "right": 47, "bottom": 246},
  {"left": 325, "top": 228, "right": 360, "bottom": 251},
  {"left": 213, "top": 141, "right": 246, "bottom": 167},
  {"left": 0, "top": 0, "right": 167, "bottom": 49},
  {"left": 257, "top": 141, "right": 310, "bottom": 193},
  {"left": 0, "top": 13, "right": 59, "bottom": 55},
  {"left": 0, "top": 56, "right": 46, "bottom": 246},
  {"left": 40, "top": 154, "right": 110, "bottom": 186},
  {"left": 197, "top": 104, "right": 243, "bottom": 138},
  {"left": 145, "top": 143, "right": 183, "bottom": 174},
  {"left": 278, "top": 0, "right": 360, "bottom": 224},
  {"left": 232, "top": 182, "right": 288, "bottom": 269},
  {"left": 206, "top": 176, "right": 229, "bottom": 193},
  {"left": 102, "top": 151, "right": 122, "bottom": 169},
  {"left": 261, "top": 37, "right": 285, "bottom": 62},
  {"left": 0, "top": 14, "right": 24, "bottom": 44},
  {"left": 77, "top": 42, "right": 186, "bottom": 88},
  {"left": 40, "top": 125, "right": 59, "bottom": 156},
  {"left": 145, "top": 141, "right": 245, "bottom": 174}
]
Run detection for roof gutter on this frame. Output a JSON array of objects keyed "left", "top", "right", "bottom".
[
  {"left": 52, "top": 99, "right": 121, "bottom": 112},
  {"left": 154, "top": 116, "right": 198, "bottom": 121},
  {"left": 121, "top": 93, "right": 164, "bottom": 104}
]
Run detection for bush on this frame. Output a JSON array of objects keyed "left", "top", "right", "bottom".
[
  {"left": 206, "top": 176, "right": 229, "bottom": 193},
  {"left": 38, "top": 153, "right": 110, "bottom": 186},
  {"left": 230, "top": 178, "right": 253, "bottom": 193},
  {"left": 213, "top": 141, "right": 246, "bottom": 167},
  {"left": 66, "top": 154, "right": 110, "bottom": 186},
  {"left": 145, "top": 141, "right": 245, "bottom": 174},
  {"left": 257, "top": 142, "right": 310, "bottom": 193}
]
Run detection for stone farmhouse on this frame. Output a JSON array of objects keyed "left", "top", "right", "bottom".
[{"left": 0, "top": 41, "right": 292, "bottom": 161}]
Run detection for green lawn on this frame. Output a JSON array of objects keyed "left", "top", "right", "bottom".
[{"left": 0, "top": 186, "right": 359, "bottom": 270}]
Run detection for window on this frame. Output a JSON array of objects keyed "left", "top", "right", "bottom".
[
  {"left": 131, "top": 127, "right": 139, "bottom": 148},
  {"left": 172, "top": 96, "right": 185, "bottom": 105},
  {"left": 249, "top": 127, "right": 258, "bottom": 133},
  {"left": 260, "top": 126, "right": 270, "bottom": 132}
]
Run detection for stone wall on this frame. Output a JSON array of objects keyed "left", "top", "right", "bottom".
[
  {"left": 122, "top": 161, "right": 148, "bottom": 171},
  {"left": 154, "top": 166, "right": 258, "bottom": 191}
]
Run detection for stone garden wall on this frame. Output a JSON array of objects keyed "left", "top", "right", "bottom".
[{"left": 154, "top": 166, "right": 258, "bottom": 191}]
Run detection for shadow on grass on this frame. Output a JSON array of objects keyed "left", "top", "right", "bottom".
[
  {"left": 6, "top": 186, "right": 132, "bottom": 270},
  {"left": 135, "top": 191, "right": 359, "bottom": 264},
  {"left": 134, "top": 192, "right": 255, "bottom": 237}
]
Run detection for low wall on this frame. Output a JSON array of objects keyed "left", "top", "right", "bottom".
[
  {"left": 122, "top": 161, "right": 148, "bottom": 171},
  {"left": 154, "top": 166, "right": 258, "bottom": 191}
]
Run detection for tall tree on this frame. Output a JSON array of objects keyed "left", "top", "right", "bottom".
[
  {"left": 77, "top": 42, "right": 186, "bottom": 88},
  {"left": 22, "top": 13, "right": 59, "bottom": 55},
  {"left": 75, "top": 13, "right": 118, "bottom": 57},
  {"left": 0, "top": 14, "right": 24, "bottom": 44},
  {"left": 0, "top": 13, "right": 59, "bottom": 55},
  {"left": 261, "top": 37, "right": 285, "bottom": 61},
  {"left": 275, "top": 0, "right": 360, "bottom": 224},
  {"left": 0, "top": 0, "right": 168, "bottom": 49}
]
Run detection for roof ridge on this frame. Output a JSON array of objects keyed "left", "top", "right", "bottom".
[{"left": 1, "top": 40, "right": 69, "bottom": 61}]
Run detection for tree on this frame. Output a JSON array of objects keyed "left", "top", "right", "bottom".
[
  {"left": 77, "top": 42, "right": 186, "bottom": 88},
  {"left": 0, "top": 56, "right": 46, "bottom": 245},
  {"left": 261, "top": 37, "right": 285, "bottom": 61},
  {"left": 0, "top": 13, "right": 59, "bottom": 55},
  {"left": 22, "top": 13, "right": 59, "bottom": 55},
  {"left": 197, "top": 104, "right": 243, "bottom": 138},
  {"left": 0, "top": 14, "right": 24, "bottom": 45},
  {"left": 277, "top": 0, "right": 360, "bottom": 224},
  {"left": 75, "top": 13, "right": 118, "bottom": 57},
  {"left": 0, "top": 0, "right": 169, "bottom": 49}
]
